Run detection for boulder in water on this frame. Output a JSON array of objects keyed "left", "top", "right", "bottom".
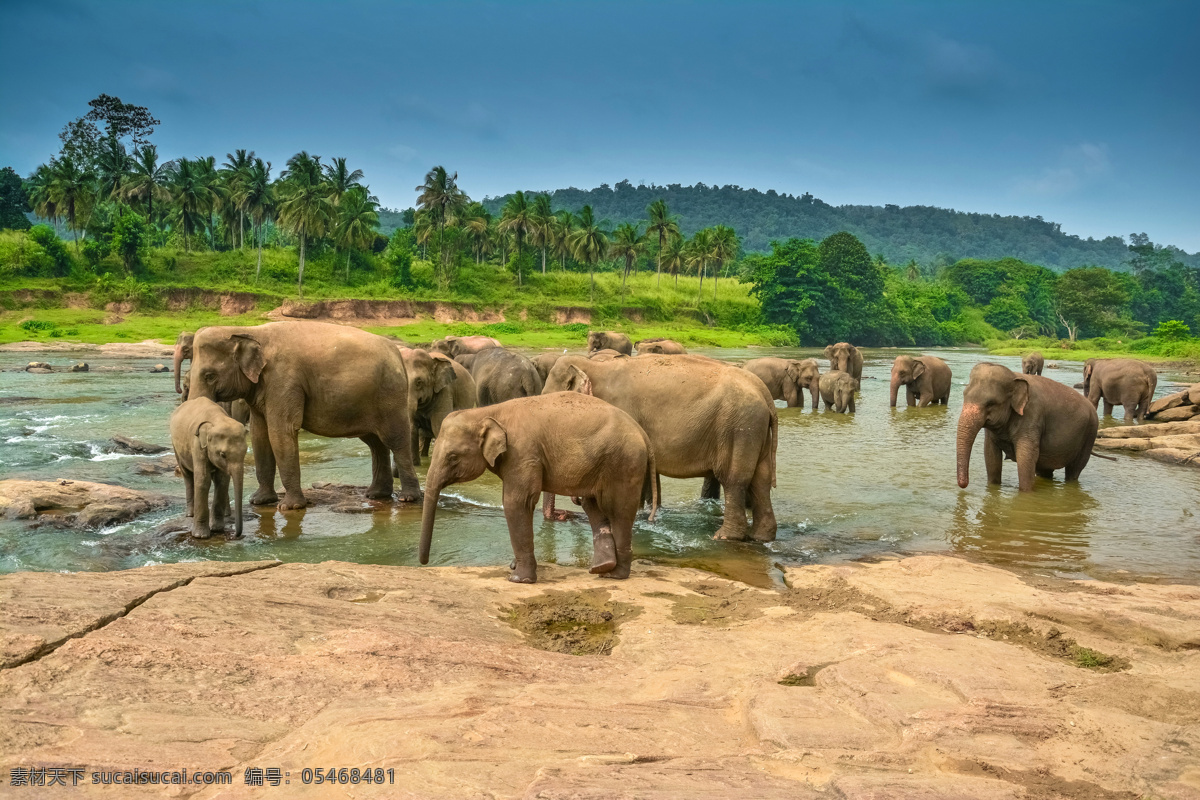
[
  {"left": 26, "top": 362, "right": 52, "bottom": 373},
  {"left": 110, "top": 435, "right": 169, "bottom": 455},
  {"left": 0, "top": 479, "right": 168, "bottom": 529},
  {"left": 69, "top": 362, "right": 89, "bottom": 372},
  {"left": 150, "top": 364, "right": 170, "bottom": 373}
]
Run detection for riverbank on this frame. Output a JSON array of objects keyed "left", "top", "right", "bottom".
[
  {"left": 1, "top": 554, "right": 1196, "bottom": 797},
  {"left": 986, "top": 336, "right": 1200, "bottom": 368}
]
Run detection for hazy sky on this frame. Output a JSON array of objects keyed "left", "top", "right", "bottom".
[{"left": 2, "top": 1, "right": 1197, "bottom": 250}]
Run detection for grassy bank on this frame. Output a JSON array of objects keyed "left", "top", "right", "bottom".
[{"left": 986, "top": 335, "right": 1200, "bottom": 364}]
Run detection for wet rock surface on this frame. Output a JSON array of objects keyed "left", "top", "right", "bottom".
[
  {"left": 0, "top": 555, "right": 1196, "bottom": 798},
  {"left": 108, "top": 435, "right": 169, "bottom": 455},
  {"left": 0, "top": 479, "right": 169, "bottom": 529}
]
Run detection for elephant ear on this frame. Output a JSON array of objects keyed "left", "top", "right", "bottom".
[
  {"left": 1010, "top": 375, "right": 1031, "bottom": 416},
  {"left": 823, "top": 345, "right": 834, "bottom": 359},
  {"left": 430, "top": 354, "right": 457, "bottom": 393},
  {"left": 480, "top": 418, "right": 507, "bottom": 467},
  {"left": 912, "top": 360, "right": 926, "bottom": 380},
  {"left": 567, "top": 365, "right": 594, "bottom": 396},
  {"left": 192, "top": 420, "right": 211, "bottom": 449},
  {"left": 231, "top": 333, "right": 265, "bottom": 383}
]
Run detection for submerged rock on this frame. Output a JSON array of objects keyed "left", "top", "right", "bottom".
[
  {"left": 0, "top": 478, "right": 169, "bottom": 529},
  {"left": 134, "top": 454, "right": 178, "bottom": 475},
  {"left": 150, "top": 363, "right": 170, "bottom": 373},
  {"left": 25, "top": 361, "right": 52, "bottom": 372},
  {"left": 109, "top": 435, "right": 169, "bottom": 455},
  {"left": 68, "top": 362, "right": 89, "bottom": 372}
]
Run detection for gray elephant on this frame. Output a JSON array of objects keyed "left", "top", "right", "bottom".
[
  {"left": 543, "top": 354, "right": 777, "bottom": 542},
  {"left": 587, "top": 331, "right": 633, "bottom": 356},
  {"left": 464, "top": 347, "right": 543, "bottom": 406},
  {"left": 398, "top": 348, "right": 476, "bottom": 465},
  {"left": 531, "top": 352, "right": 565, "bottom": 383},
  {"left": 1083, "top": 358, "right": 1157, "bottom": 424},
  {"left": 430, "top": 335, "right": 502, "bottom": 358},
  {"left": 419, "top": 393, "right": 658, "bottom": 583},
  {"left": 957, "top": 362, "right": 1098, "bottom": 491},
  {"left": 635, "top": 338, "right": 687, "bottom": 355},
  {"left": 744, "top": 357, "right": 820, "bottom": 409},
  {"left": 824, "top": 342, "right": 863, "bottom": 384},
  {"left": 173, "top": 329, "right": 251, "bottom": 424},
  {"left": 1022, "top": 351, "right": 1044, "bottom": 376},
  {"left": 819, "top": 370, "right": 856, "bottom": 413},
  {"left": 188, "top": 321, "right": 421, "bottom": 510},
  {"left": 889, "top": 355, "right": 952, "bottom": 407},
  {"left": 589, "top": 349, "right": 629, "bottom": 361},
  {"left": 170, "top": 397, "right": 247, "bottom": 538}
]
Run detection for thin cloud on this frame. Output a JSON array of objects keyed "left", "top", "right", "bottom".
[{"left": 1015, "top": 142, "right": 1112, "bottom": 196}]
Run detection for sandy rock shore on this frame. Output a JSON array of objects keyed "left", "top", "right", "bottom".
[{"left": 1, "top": 555, "right": 1197, "bottom": 798}]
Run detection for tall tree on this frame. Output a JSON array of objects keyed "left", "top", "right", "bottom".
[
  {"left": 660, "top": 233, "right": 686, "bottom": 289},
  {"left": 236, "top": 158, "right": 274, "bottom": 281},
  {"left": 277, "top": 156, "right": 332, "bottom": 296},
  {"left": 196, "top": 156, "right": 222, "bottom": 249},
  {"left": 709, "top": 225, "right": 738, "bottom": 299},
  {"left": 83, "top": 94, "right": 160, "bottom": 147},
  {"left": 333, "top": 185, "right": 380, "bottom": 282},
  {"left": 0, "top": 166, "right": 31, "bottom": 230},
  {"left": 221, "top": 149, "right": 255, "bottom": 248},
  {"left": 168, "top": 158, "right": 209, "bottom": 253},
  {"left": 551, "top": 209, "right": 576, "bottom": 272},
  {"left": 26, "top": 164, "right": 58, "bottom": 227},
  {"left": 529, "top": 193, "right": 553, "bottom": 274},
  {"left": 48, "top": 156, "right": 96, "bottom": 250},
  {"left": 687, "top": 228, "right": 713, "bottom": 303},
  {"left": 645, "top": 199, "right": 680, "bottom": 287},
  {"left": 95, "top": 137, "right": 130, "bottom": 206},
  {"left": 118, "top": 145, "right": 171, "bottom": 233},
  {"left": 414, "top": 166, "right": 466, "bottom": 272},
  {"left": 571, "top": 205, "right": 608, "bottom": 301},
  {"left": 462, "top": 203, "right": 492, "bottom": 264},
  {"left": 609, "top": 222, "right": 646, "bottom": 296},
  {"left": 499, "top": 190, "right": 533, "bottom": 284},
  {"left": 324, "top": 157, "right": 364, "bottom": 207}
]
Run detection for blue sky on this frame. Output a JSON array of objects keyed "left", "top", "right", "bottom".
[{"left": 2, "top": 0, "right": 1197, "bottom": 250}]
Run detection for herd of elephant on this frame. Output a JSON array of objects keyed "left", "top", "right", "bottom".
[{"left": 166, "top": 322, "right": 1160, "bottom": 583}]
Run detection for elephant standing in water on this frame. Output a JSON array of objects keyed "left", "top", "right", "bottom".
[
  {"left": 543, "top": 354, "right": 777, "bottom": 542},
  {"left": 824, "top": 342, "right": 863, "bottom": 384},
  {"left": 635, "top": 338, "right": 687, "bottom": 355},
  {"left": 419, "top": 393, "right": 658, "bottom": 583},
  {"left": 531, "top": 352, "right": 564, "bottom": 383},
  {"left": 173, "top": 330, "right": 250, "bottom": 424},
  {"left": 189, "top": 322, "right": 421, "bottom": 509},
  {"left": 889, "top": 355, "right": 952, "bottom": 407},
  {"left": 430, "top": 335, "right": 501, "bottom": 358},
  {"left": 1083, "top": 358, "right": 1157, "bottom": 424},
  {"left": 957, "top": 362, "right": 1098, "bottom": 492},
  {"left": 745, "top": 357, "right": 820, "bottom": 408},
  {"left": 170, "top": 397, "right": 247, "bottom": 539},
  {"left": 1022, "top": 351, "right": 1045, "bottom": 375},
  {"left": 464, "top": 347, "right": 543, "bottom": 406},
  {"left": 587, "top": 331, "right": 633, "bottom": 356},
  {"left": 819, "top": 370, "right": 857, "bottom": 413},
  {"left": 398, "top": 348, "right": 476, "bottom": 465}
]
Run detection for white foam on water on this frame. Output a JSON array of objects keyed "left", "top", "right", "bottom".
[{"left": 80, "top": 540, "right": 99, "bottom": 546}]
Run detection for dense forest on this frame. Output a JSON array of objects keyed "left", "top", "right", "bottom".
[{"left": 482, "top": 181, "right": 1199, "bottom": 272}]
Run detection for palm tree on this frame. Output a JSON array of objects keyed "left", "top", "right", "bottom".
[
  {"left": 168, "top": 158, "right": 210, "bottom": 253},
  {"left": 551, "top": 209, "right": 576, "bottom": 272},
  {"left": 413, "top": 210, "right": 435, "bottom": 261},
  {"left": 26, "top": 164, "right": 59, "bottom": 228},
  {"left": 414, "top": 166, "right": 467, "bottom": 273},
  {"left": 462, "top": 203, "right": 492, "bottom": 263},
  {"left": 48, "top": 157, "right": 96, "bottom": 251},
  {"left": 905, "top": 259, "right": 921, "bottom": 281},
  {"left": 196, "top": 156, "right": 223, "bottom": 249},
  {"left": 96, "top": 137, "right": 130, "bottom": 206},
  {"left": 119, "top": 145, "right": 171, "bottom": 234},
  {"left": 686, "top": 228, "right": 713, "bottom": 303},
  {"left": 276, "top": 161, "right": 332, "bottom": 296},
  {"left": 281, "top": 151, "right": 322, "bottom": 185},
  {"left": 660, "top": 233, "right": 686, "bottom": 290},
  {"left": 499, "top": 190, "right": 534, "bottom": 284},
  {"left": 528, "top": 193, "right": 553, "bottom": 274},
  {"left": 237, "top": 158, "right": 274, "bottom": 281},
  {"left": 221, "top": 149, "right": 255, "bottom": 248},
  {"left": 333, "top": 185, "right": 379, "bottom": 282},
  {"left": 490, "top": 218, "right": 510, "bottom": 265},
  {"left": 609, "top": 222, "right": 646, "bottom": 296},
  {"left": 709, "top": 225, "right": 738, "bottom": 299},
  {"left": 645, "top": 199, "right": 680, "bottom": 287},
  {"left": 324, "top": 157, "right": 364, "bottom": 206},
  {"left": 571, "top": 205, "right": 608, "bottom": 301}
]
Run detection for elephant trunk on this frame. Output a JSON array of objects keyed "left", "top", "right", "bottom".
[
  {"left": 889, "top": 375, "right": 901, "bottom": 407},
  {"left": 173, "top": 343, "right": 185, "bottom": 394},
  {"left": 232, "top": 463, "right": 244, "bottom": 537},
  {"left": 956, "top": 403, "right": 985, "bottom": 488},
  {"left": 419, "top": 470, "right": 444, "bottom": 565},
  {"left": 809, "top": 378, "right": 820, "bottom": 410}
]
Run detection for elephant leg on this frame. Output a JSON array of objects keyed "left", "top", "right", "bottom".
[
  {"left": 503, "top": 491, "right": 538, "bottom": 583},
  {"left": 211, "top": 471, "right": 230, "bottom": 533},
  {"left": 713, "top": 479, "right": 750, "bottom": 541},
  {"left": 600, "top": 500, "right": 636, "bottom": 579},
  {"left": 1103, "top": 399, "right": 1114, "bottom": 417},
  {"left": 362, "top": 434, "right": 395, "bottom": 500},
  {"left": 700, "top": 473, "right": 721, "bottom": 500},
  {"left": 747, "top": 455, "right": 777, "bottom": 542},
  {"left": 984, "top": 431, "right": 1004, "bottom": 485},
  {"left": 1122, "top": 397, "right": 1136, "bottom": 424},
  {"left": 266, "top": 415, "right": 305, "bottom": 511},
  {"left": 848, "top": 396, "right": 856, "bottom": 413},
  {"left": 580, "top": 497, "right": 617, "bottom": 575},
  {"left": 542, "top": 492, "right": 580, "bottom": 522},
  {"left": 1014, "top": 439, "right": 1039, "bottom": 492},
  {"left": 247, "top": 406, "right": 279, "bottom": 506},
  {"left": 408, "top": 425, "right": 421, "bottom": 469},
  {"left": 419, "top": 429, "right": 432, "bottom": 459},
  {"left": 380, "top": 416, "right": 422, "bottom": 503},
  {"left": 181, "top": 462, "right": 195, "bottom": 517},
  {"left": 906, "top": 386, "right": 917, "bottom": 407},
  {"left": 1036, "top": 467, "right": 1055, "bottom": 479},
  {"left": 192, "top": 462, "right": 212, "bottom": 539}
]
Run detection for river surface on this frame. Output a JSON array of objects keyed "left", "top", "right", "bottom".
[{"left": 2, "top": 346, "right": 1198, "bottom": 587}]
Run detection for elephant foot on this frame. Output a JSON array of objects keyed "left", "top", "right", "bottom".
[
  {"left": 713, "top": 523, "right": 750, "bottom": 542},
  {"left": 590, "top": 527, "right": 618, "bottom": 574},
  {"left": 547, "top": 509, "right": 582, "bottom": 522},
  {"left": 191, "top": 526, "right": 212, "bottom": 540},
  {"left": 750, "top": 523, "right": 778, "bottom": 543},
  {"left": 277, "top": 492, "right": 308, "bottom": 511},
  {"left": 365, "top": 486, "right": 394, "bottom": 500},
  {"left": 249, "top": 489, "right": 278, "bottom": 506},
  {"left": 510, "top": 558, "right": 538, "bottom": 583},
  {"left": 599, "top": 563, "right": 631, "bottom": 580},
  {"left": 395, "top": 486, "right": 422, "bottom": 503}
]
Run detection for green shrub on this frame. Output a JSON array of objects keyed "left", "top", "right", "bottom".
[
  {"left": 27, "top": 226, "right": 72, "bottom": 276},
  {"left": 1153, "top": 320, "right": 1191, "bottom": 340},
  {"left": 20, "top": 319, "right": 56, "bottom": 332}
]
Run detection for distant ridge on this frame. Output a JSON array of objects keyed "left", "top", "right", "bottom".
[{"left": 481, "top": 180, "right": 1198, "bottom": 272}]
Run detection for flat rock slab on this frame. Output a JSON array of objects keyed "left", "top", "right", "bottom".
[
  {"left": 109, "top": 435, "right": 169, "bottom": 455},
  {"left": 0, "top": 555, "right": 1197, "bottom": 797},
  {"left": 0, "top": 479, "right": 169, "bottom": 529}
]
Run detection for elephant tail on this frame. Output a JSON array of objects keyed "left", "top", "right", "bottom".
[
  {"left": 763, "top": 408, "right": 778, "bottom": 488},
  {"left": 1091, "top": 450, "right": 1118, "bottom": 461},
  {"left": 642, "top": 435, "right": 659, "bottom": 522}
]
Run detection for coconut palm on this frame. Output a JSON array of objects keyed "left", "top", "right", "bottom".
[
  {"left": 686, "top": 228, "right": 713, "bottom": 303},
  {"left": 324, "top": 157, "right": 364, "bottom": 206},
  {"left": 195, "top": 156, "right": 223, "bottom": 249},
  {"left": 609, "top": 222, "right": 646, "bottom": 296},
  {"left": 660, "top": 233, "right": 686, "bottom": 290},
  {"left": 571, "top": 205, "right": 608, "bottom": 301},
  {"left": 119, "top": 145, "right": 171, "bottom": 233},
  {"left": 275, "top": 162, "right": 332, "bottom": 296},
  {"left": 414, "top": 165, "right": 467, "bottom": 271},
  {"left": 48, "top": 156, "right": 96, "bottom": 250},
  {"left": 281, "top": 151, "right": 323, "bottom": 185},
  {"left": 26, "top": 164, "right": 59, "bottom": 228},
  {"left": 333, "top": 185, "right": 380, "bottom": 282},
  {"left": 499, "top": 190, "right": 534, "bottom": 284},
  {"left": 221, "top": 149, "right": 255, "bottom": 248},
  {"left": 237, "top": 158, "right": 274, "bottom": 281},
  {"left": 96, "top": 137, "right": 130, "bottom": 206},
  {"left": 645, "top": 199, "right": 680, "bottom": 287},
  {"left": 528, "top": 193, "right": 553, "bottom": 274},
  {"left": 708, "top": 225, "right": 738, "bottom": 299},
  {"left": 461, "top": 203, "right": 492, "bottom": 263},
  {"left": 551, "top": 209, "right": 576, "bottom": 272},
  {"left": 167, "top": 158, "right": 210, "bottom": 253},
  {"left": 413, "top": 210, "right": 435, "bottom": 260}
]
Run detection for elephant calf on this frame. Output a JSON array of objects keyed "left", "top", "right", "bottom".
[
  {"left": 889, "top": 355, "right": 952, "bottom": 407},
  {"left": 819, "top": 370, "right": 857, "bottom": 413},
  {"left": 420, "top": 393, "right": 658, "bottom": 583},
  {"left": 170, "top": 397, "right": 248, "bottom": 538},
  {"left": 587, "top": 330, "right": 633, "bottom": 356},
  {"left": 744, "top": 357, "right": 820, "bottom": 409},
  {"left": 1022, "top": 351, "right": 1045, "bottom": 376},
  {"left": 635, "top": 338, "right": 686, "bottom": 355}
]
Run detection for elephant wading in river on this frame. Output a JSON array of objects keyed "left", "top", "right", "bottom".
[
  {"left": 189, "top": 321, "right": 421, "bottom": 509},
  {"left": 635, "top": 338, "right": 687, "bottom": 355},
  {"left": 587, "top": 331, "right": 633, "bottom": 356},
  {"left": 1083, "top": 358, "right": 1157, "bottom": 424},
  {"left": 889, "top": 355, "right": 952, "bottom": 407},
  {"left": 543, "top": 354, "right": 777, "bottom": 541},
  {"left": 744, "top": 357, "right": 820, "bottom": 409},
  {"left": 1022, "top": 351, "right": 1045, "bottom": 376},
  {"left": 430, "top": 335, "right": 501, "bottom": 358},
  {"left": 957, "top": 362, "right": 1098, "bottom": 492},
  {"left": 819, "top": 370, "right": 857, "bottom": 413},
  {"left": 824, "top": 342, "right": 863, "bottom": 384},
  {"left": 465, "top": 347, "right": 543, "bottom": 406},
  {"left": 170, "top": 397, "right": 247, "bottom": 539},
  {"left": 398, "top": 348, "right": 476, "bottom": 465},
  {"left": 419, "top": 393, "right": 658, "bottom": 583}
]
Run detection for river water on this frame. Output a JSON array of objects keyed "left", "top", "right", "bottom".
[{"left": 2, "top": 347, "right": 1197, "bottom": 588}]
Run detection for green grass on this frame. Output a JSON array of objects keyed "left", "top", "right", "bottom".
[{"left": 986, "top": 334, "right": 1200, "bottom": 363}]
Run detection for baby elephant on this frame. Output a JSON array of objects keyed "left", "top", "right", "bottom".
[
  {"left": 170, "top": 397, "right": 248, "bottom": 538},
  {"left": 419, "top": 393, "right": 658, "bottom": 583},
  {"left": 1022, "top": 351, "right": 1044, "bottom": 376},
  {"left": 819, "top": 370, "right": 857, "bottom": 413}
]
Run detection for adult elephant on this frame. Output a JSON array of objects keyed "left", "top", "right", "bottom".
[
  {"left": 889, "top": 355, "right": 952, "bottom": 407},
  {"left": 1022, "top": 351, "right": 1045, "bottom": 376},
  {"left": 587, "top": 331, "right": 633, "bottom": 356},
  {"left": 589, "top": 349, "right": 629, "bottom": 362},
  {"left": 744, "top": 357, "right": 820, "bottom": 409},
  {"left": 957, "top": 362, "right": 1098, "bottom": 492},
  {"left": 174, "top": 329, "right": 250, "bottom": 424},
  {"left": 543, "top": 354, "right": 777, "bottom": 541},
  {"left": 188, "top": 321, "right": 421, "bottom": 509},
  {"left": 466, "top": 347, "right": 543, "bottom": 406},
  {"left": 398, "top": 348, "right": 476, "bottom": 465},
  {"left": 531, "top": 352, "right": 564, "bottom": 383},
  {"left": 1083, "top": 358, "right": 1157, "bottom": 424},
  {"left": 824, "top": 342, "right": 863, "bottom": 384},
  {"left": 430, "top": 335, "right": 501, "bottom": 358},
  {"left": 635, "top": 338, "right": 687, "bottom": 355}
]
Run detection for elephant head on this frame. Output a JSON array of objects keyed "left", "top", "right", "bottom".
[
  {"left": 889, "top": 355, "right": 926, "bottom": 407},
  {"left": 586, "top": 332, "right": 606, "bottom": 353},
  {"left": 419, "top": 412, "right": 506, "bottom": 566},
  {"left": 956, "top": 363, "right": 1030, "bottom": 488},
  {"left": 173, "top": 331, "right": 195, "bottom": 395},
  {"left": 824, "top": 342, "right": 858, "bottom": 373},
  {"left": 402, "top": 348, "right": 457, "bottom": 411},
  {"left": 189, "top": 328, "right": 267, "bottom": 404},
  {"left": 786, "top": 359, "right": 820, "bottom": 407},
  {"left": 430, "top": 336, "right": 460, "bottom": 357},
  {"left": 193, "top": 415, "right": 248, "bottom": 536}
]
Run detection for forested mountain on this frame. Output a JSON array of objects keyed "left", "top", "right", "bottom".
[{"left": 482, "top": 181, "right": 1199, "bottom": 272}]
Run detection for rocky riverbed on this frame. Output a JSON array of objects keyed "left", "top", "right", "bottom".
[{"left": 1, "top": 555, "right": 1197, "bottom": 798}]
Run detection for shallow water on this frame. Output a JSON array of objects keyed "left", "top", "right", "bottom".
[{"left": 2, "top": 347, "right": 1197, "bottom": 587}]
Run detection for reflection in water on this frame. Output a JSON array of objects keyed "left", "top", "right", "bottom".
[{"left": 2, "top": 346, "right": 1199, "bottom": 585}]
